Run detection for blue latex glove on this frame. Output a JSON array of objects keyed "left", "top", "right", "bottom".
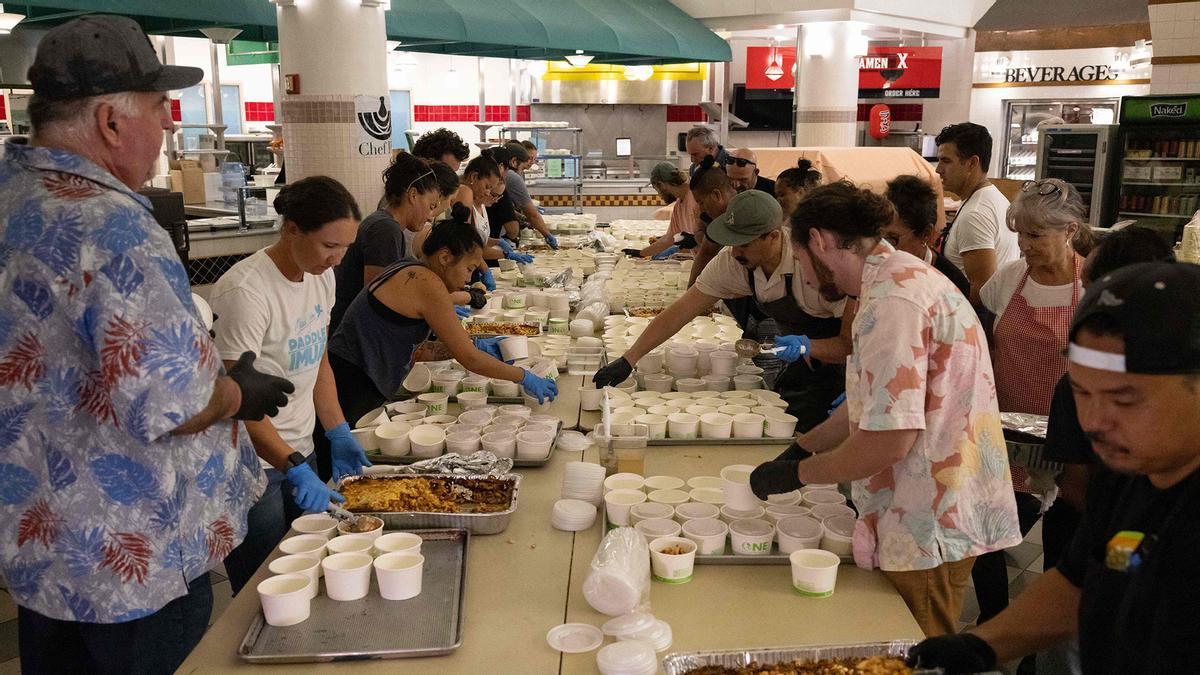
[
  {"left": 509, "top": 250, "right": 535, "bottom": 264},
  {"left": 455, "top": 304, "right": 472, "bottom": 319},
  {"left": 652, "top": 245, "right": 680, "bottom": 260},
  {"left": 473, "top": 336, "right": 506, "bottom": 361},
  {"left": 326, "top": 422, "right": 372, "bottom": 481},
  {"left": 545, "top": 233, "right": 559, "bottom": 250},
  {"left": 286, "top": 462, "right": 345, "bottom": 513},
  {"left": 520, "top": 369, "right": 558, "bottom": 403},
  {"left": 775, "top": 334, "right": 812, "bottom": 363},
  {"left": 480, "top": 267, "right": 496, "bottom": 291},
  {"left": 497, "top": 238, "right": 514, "bottom": 256},
  {"left": 827, "top": 392, "right": 846, "bottom": 417}
]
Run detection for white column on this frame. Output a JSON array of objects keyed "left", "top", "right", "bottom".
[
  {"left": 276, "top": 0, "right": 390, "bottom": 211},
  {"left": 794, "top": 22, "right": 865, "bottom": 147}
]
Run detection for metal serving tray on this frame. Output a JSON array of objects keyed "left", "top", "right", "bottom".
[
  {"left": 577, "top": 412, "right": 791, "bottom": 445},
  {"left": 693, "top": 541, "right": 851, "bottom": 566},
  {"left": 336, "top": 473, "right": 521, "bottom": 535},
  {"left": 238, "top": 528, "right": 468, "bottom": 663},
  {"left": 662, "top": 641, "right": 929, "bottom": 675},
  {"left": 365, "top": 421, "right": 562, "bottom": 468}
]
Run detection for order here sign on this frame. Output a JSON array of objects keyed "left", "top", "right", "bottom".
[{"left": 746, "top": 45, "right": 942, "bottom": 99}]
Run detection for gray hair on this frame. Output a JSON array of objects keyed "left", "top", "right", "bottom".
[
  {"left": 29, "top": 91, "right": 142, "bottom": 145},
  {"left": 686, "top": 126, "right": 718, "bottom": 149},
  {"left": 1007, "top": 177, "right": 1096, "bottom": 250}
]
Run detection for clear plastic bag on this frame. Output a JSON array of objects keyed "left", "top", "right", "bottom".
[{"left": 582, "top": 527, "right": 651, "bottom": 616}]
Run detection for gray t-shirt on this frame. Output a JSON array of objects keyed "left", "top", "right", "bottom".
[
  {"left": 505, "top": 170, "right": 531, "bottom": 209},
  {"left": 332, "top": 208, "right": 408, "bottom": 331}
]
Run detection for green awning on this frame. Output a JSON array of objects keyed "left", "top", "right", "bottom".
[{"left": 8, "top": 0, "right": 731, "bottom": 64}]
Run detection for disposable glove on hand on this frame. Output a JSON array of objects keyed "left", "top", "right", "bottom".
[
  {"left": 749, "top": 460, "right": 804, "bottom": 500},
  {"left": 592, "top": 357, "right": 633, "bottom": 389},
  {"left": 906, "top": 634, "right": 997, "bottom": 674},
  {"left": 652, "top": 246, "right": 679, "bottom": 260},
  {"left": 228, "top": 351, "right": 295, "bottom": 420},
  {"left": 497, "top": 238, "right": 515, "bottom": 256},
  {"left": 287, "top": 462, "right": 345, "bottom": 513},
  {"left": 455, "top": 304, "right": 472, "bottom": 319},
  {"left": 510, "top": 250, "right": 535, "bottom": 264},
  {"left": 467, "top": 287, "right": 488, "bottom": 309},
  {"left": 520, "top": 369, "right": 558, "bottom": 403},
  {"left": 676, "top": 232, "right": 698, "bottom": 250},
  {"left": 545, "top": 234, "right": 558, "bottom": 250},
  {"left": 473, "top": 337, "right": 506, "bottom": 361},
  {"left": 479, "top": 267, "right": 496, "bottom": 291},
  {"left": 326, "top": 422, "right": 372, "bottom": 481},
  {"left": 827, "top": 392, "right": 846, "bottom": 417},
  {"left": 775, "top": 335, "right": 812, "bottom": 363},
  {"left": 773, "top": 442, "right": 814, "bottom": 462}
]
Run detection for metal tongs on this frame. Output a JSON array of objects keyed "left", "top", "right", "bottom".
[{"left": 326, "top": 504, "right": 360, "bottom": 526}]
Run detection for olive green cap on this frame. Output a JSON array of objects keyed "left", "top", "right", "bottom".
[{"left": 705, "top": 190, "right": 782, "bottom": 246}]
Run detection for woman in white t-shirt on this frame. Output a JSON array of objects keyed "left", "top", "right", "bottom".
[{"left": 211, "top": 176, "right": 372, "bottom": 593}]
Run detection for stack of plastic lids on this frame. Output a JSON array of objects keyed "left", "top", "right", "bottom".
[
  {"left": 596, "top": 640, "right": 658, "bottom": 675},
  {"left": 563, "top": 461, "right": 606, "bottom": 505},
  {"left": 603, "top": 612, "right": 673, "bottom": 653},
  {"left": 552, "top": 499, "right": 597, "bottom": 531}
]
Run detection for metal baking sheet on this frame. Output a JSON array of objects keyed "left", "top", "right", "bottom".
[
  {"left": 693, "top": 542, "right": 851, "bottom": 566},
  {"left": 662, "top": 641, "right": 929, "bottom": 675},
  {"left": 337, "top": 473, "right": 520, "bottom": 535},
  {"left": 238, "top": 528, "right": 468, "bottom": 663},
  {"left": 366, "top": 421, "right": 562, "bottom": 468},
  {"left": 578, "top": 411, "right": 790, "bottom": 445}
]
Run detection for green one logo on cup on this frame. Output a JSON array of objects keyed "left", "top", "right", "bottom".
[{"left": 744, "top": 541, "right": 771, "bottom": 553}]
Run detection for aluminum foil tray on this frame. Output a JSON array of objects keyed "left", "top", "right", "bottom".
[
  {"left": 239, "top": 528, "right": 468, "bottom": 663},
  {"left": 662, "top": 641, "right": 931, "bottom": 675},
  {"left": 336, "top": 473, "right": 520, "bottom": 535}
]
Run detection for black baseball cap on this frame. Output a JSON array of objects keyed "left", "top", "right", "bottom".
[
  {"left": 28, "top": 15, "right": 203, "bottom": 100},
  {"left": 1069, "top": 262, "right": 1200, "bottom": 375}
]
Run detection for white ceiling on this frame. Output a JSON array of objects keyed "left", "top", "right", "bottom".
[{"left": 669, "top": 0, "right": 999, "bottom": 38}]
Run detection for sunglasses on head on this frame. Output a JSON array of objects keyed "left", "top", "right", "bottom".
[
  {"left": 728, "top": 157, "right": 756, "bottom": 168},
  {"left": 1021, "top": 179, "right": 1061, "bottom": 197}
]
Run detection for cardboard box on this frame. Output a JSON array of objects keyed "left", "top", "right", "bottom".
[
  {"left": 169, "top": 159, "right": 206, "bottom": 204},
  {"left": 1152, "top": 164, "right": 1184, "bottom": 182}
]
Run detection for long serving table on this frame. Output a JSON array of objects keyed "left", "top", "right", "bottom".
[{"left": 179, "top": 376, "right": 923, "bottom": 674}]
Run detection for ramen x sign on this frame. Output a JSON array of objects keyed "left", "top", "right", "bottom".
[
  {"left": 858, "top": 46, "right": 942, "bottom": 99},
  {"left": 354, "top": 95, "right": 391, "bottom": 157}
]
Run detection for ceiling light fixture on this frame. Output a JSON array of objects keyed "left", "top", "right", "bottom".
[
  {"left": 565, "top": 50, "right": 593, "bottom": 67},
  {"left": 624, "top": 65, "right": 653, "bottom": 81},
  {"left": 764, "top": 38, "right": 784, "bottom": 81},
  {"left": 0, "top": 4, "right": 22, "bottom": 34}
]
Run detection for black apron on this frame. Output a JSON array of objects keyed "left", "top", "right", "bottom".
[{"left": 747, "top": 270, "right": 844, "bottom": 433}]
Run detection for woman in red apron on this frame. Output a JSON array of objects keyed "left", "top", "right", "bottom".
[{"left": 975, "top": 178, "right": 1097, "bottom": 628}]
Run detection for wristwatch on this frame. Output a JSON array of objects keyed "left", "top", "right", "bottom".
[{"left": 286, "top": 451, "right": 307, "bottom": 470}]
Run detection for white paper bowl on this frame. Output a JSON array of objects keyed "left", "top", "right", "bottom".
[
  {"left": 732, "top": 413, "right": 765, "bottom": 439},
  {"left": 666, "top": 412, "right": 700, "bottom": 440},
  {"left": 290, "top": 514, "right": 338, "bottom": 540},
  {"left": 790, "top": 548, "right": 841, "bottom": 597},
  {"left": 321, "top": 552, "right": 373, "bottom": 601},
  {"left": 326, "top": 534, "right": 375, "bottom": 556},
  {"left": 408, "top": 424, "right": 446, "bottom": 458},
  {"left": 374, "top": 552, "right": 424, "bottom": 601},
  {"left": 699, "top": 412, "right": 733, "bottom": 439},
  {"left": 267, "top": 555, "right": 321, "bottom": 599},
  {"left": 604, "top": 489, "right": 647, "bottom": 527},
  {"left": 481, "top": 432, "right": 517, "bottom": 458},
  {"left": 777, "top": 515, "right": 825, "bottom": 554},
  {"left": 445, "top": 431, "right": 482, "bottom": 455},
  {"left": 374, "top": 422, "right": 412, "bottom": 457},
  {"left": 681, "top": 517, "right": 729, "bottom": 555},
  {"left": 648, "top": 536, "right": 697, "bottom": 584},
  {"left": 350, "top": 426, "right": 380, "bottom": 453},
  {"left": 729, "top": 518, "right": 775, "bottom": 556},
  {"left": 335, "top": 515, "right": 383, "bottom": 539},
  {"left": 516, "top": 430, "right": 554, "bottom": 460},
  {"left": 278, "top": 534, "right": 327, "bottom": 560},
  {"left": 257, "top": 573, "right": 312, "bottom": 626}
]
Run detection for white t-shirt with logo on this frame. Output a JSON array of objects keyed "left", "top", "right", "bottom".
[
  {"left": 210, "top": 249, "right": 335, "bottom": 467},
  {"left": 943, "top": 184, "right": 1019, "bottom": 273}
]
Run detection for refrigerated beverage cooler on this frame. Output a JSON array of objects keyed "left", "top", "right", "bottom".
[
  {"left": 1001, "top": 99, "right": 1119, "bottom": 181},
  {"left": 1113, "top": 94, "right": 1200, "bottom": 243},
  {"left": 1035, "top": 124, "right": 1118, "bottom": 227}
]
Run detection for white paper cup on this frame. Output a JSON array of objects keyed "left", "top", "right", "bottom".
[
  {"left": 268, "top": 555, "right": 321, "bottom": 599},
  {"left": 422, "top": 414, "right": 458, "bottom": 427},
  {"left": 350, "top": 427, "right": 380, "bottom": 453},
  {"left": 374, "top": 552, "right": 425, "bottom": 601},
  {"left": 604, "top": 474, "right": 645, "bottom": 493},
  {"left": 777, "top": 515, "right": 825, "bottom": 554},
  {"left": 720, "top": 505, "right": 765, "bottom": 524},
  {"left": 604, "top": 489, "right": 647, "bottom": 527},
  {"left": 499, "top": 336, "right": 530, "bottom": 360},
  {"left": 456, "top": 391, "right": 489, "bottom": 410},
  {"left": 688, "top": 487, "right": 725, "bottom": 506},
  {"left": 499, "top": 404, "right": 532, "bottom": 419},
  {"left": 374, "top": 532, "right": 423, "bottom": 556},
  {"left": 764, "top": 413, "right": 799, "bottom": 439},
  {"left": 790, "top": 549, "right": 840, "bottom": 597},
  {"left": 431, "top": 374, "right": 462, "bottom": 396},
  {"left": 674, "top": 377, "right": 707, "bottom": 393},
  {"left": 416, "top": 392, "right": 449, "bottom": 416},
  {"left": 666, "top": 412, "right": 700, "bottom": 440},
  {"left": 504, "top": 292, "right": 527, "bottom": 309},
  {"left": 460, "top": 375, "right": 491, "bottom": 394},
  {"left": 765, "top": 490, "right": 803, "bottom": 507},
  {"left": 526, "top": 414, "right": 559, "bottom": 434},
  {"left": 458, "top": 409, "right": 494, "bottom": 427},
  {"left": 634, "top": 517, "right": 682, "bottom": 543},
  {"left": 334, "top": 515, "right": 383, "bottom": 539},
  {"left": 729, "top": 518, "right": 775, "bottom": 555},
  {"left": 634, "top": 414, "right": 668, "bottom": 440},
  {"left": 733, "top": 374, "right": 764, "bottom": 391},
  {"left": 727, "top": 413, "right": 763, "bottom": 439},
  {"left": 801, "top": 483, "right": 839, "bottom": 494},
  {"left": 674, "top": 501, "right": 720, "bottom": 523},
  {"left": 802, "top": 489, "right": 848, "bottom": 509},
  {"left": 702, "top": 374, "right": 731, "bottom": 392},
  {"left": 580, "top": 386, "right": 604, "bottom": 411},
  {"left": 355, "top": 406, "right": 389, "bottom": 429},
  {"left": 685, "top": 405, "right": 717, "bottom": 418},
  {"left": 516, "top": 430, "right": 554, "bottom": 460},
  {"left": 648, "top": 536, "right": 697, "bottom": 583},
  {"left": 708, "top": 350, "right": 738, "bottom": 376},
  {"left": 629, "top": 501, "right": 675, "bottom": 525},
  {"left": 647, "top": 488, "right": 690, "bottom": 507},
  {"left": 717, "top": 404, "right": 752, "bottom": 417},
  {"left": 325, "top": 534, "right": 375, "bottom": 556},
  {"left": 686, "top": 476, "right": 722, "bottom": 490},
  {"left": 820, "top": 514, "right": 856, "bottom": 559},
  {"left": 408, "top": 424, "right": 446, "bottom": 458},
  {"left": 720, "top": 464, "right": 759, "bottom": 510},
  {"left": 765, "top": 504, "right": 812, "bottom": 526},
  {"left": 681, "top": 517, "right": 729, "bottom": 555},
  {"left": 811, "top": 503, "right": 857, "bottom": 523},
  {"left": 257, "top": 573, "right": 312, "bottom": 626},
  {"left": 641, "top": 373, "right": 674, "bottom": 393},
  {"left": 278, "top": 534, "right": 327, "bottom": 560},
  {"left": 491, "top": 379, "right": 520, "bottom": 397},
  {"left": 481, "top": 432, "right": 517, "bottom": 459},
  {"left": 643, "top": 475, "right": 685, "bottom": 492},
  {"left": 321, "top": 552, "right": 373, "bottom": 601},
  {"left": 445, "top": 431, "right": 482, "bottom": 455},
  {"left": 699, "top": 412, "right": 733, "bottom": 439},
  {"left": 290, "top": 514, "right": 338, "bottom": 540},
  {"left": 639, "top": 350, "right": 664, "bottom": 374},
  {"left": 375, "top": 422, "right": 412, "bottom": 457}
]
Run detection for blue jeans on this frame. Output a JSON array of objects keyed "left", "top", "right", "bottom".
[
  {"left": 18, "top": 572, "right": 212, "bottom": 675},
  {"left": 223, "top": 455, "right": 314, "bottom": 594}
]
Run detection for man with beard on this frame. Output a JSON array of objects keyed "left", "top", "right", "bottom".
[
  {"left": 750, "top": 181, "right": 1022, "bottom": 637},
  {"left": 623, "top": 162, "right": 699, "bottom": 259},
  {"left": 908, "top": 261, "right": 1200, "bottom": 674},
  {"left": 595, "top": 190, "right": 851, "bottom": 431}
]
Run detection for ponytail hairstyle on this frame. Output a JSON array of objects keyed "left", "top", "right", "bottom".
[
  {"left": 463, "top": 153, "right": 501, "bottom": 181},
  {"left": 273, "top": 176, "right": 361, "bottom": 233},
  {"left": 777, "top": 158, "right": 822, "bottom": 192},
  {"left": 421, "top": 203, "right": 483, "bottom": 259},
  {"left": 382, "top": 152, "right": 438, "bottom": 206},
  {"left": 689, "top": 155, "right": 732, "bottom": 194}
]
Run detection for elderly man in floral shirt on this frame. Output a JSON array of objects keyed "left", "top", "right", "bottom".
[
  {"left": 751, "top": 181, "right": 1021, "bottom": 637},
  {"left": 0, "top": 16, "right": 293, "bottom": 674}
]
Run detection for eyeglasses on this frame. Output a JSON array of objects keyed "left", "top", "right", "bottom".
[
  {"left": 728, "top": 157, "right": 757, "bottom": 168},
  {"left": 407, "top": 169, "right": 435, "bottom": 192},
  {"left": 1021, "top": 179, "right": 1061, "bottom": 197}
]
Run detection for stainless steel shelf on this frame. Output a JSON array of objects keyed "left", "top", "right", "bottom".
[{"left": 1118, "top": 211, "right": 1190, "bottom": 218}]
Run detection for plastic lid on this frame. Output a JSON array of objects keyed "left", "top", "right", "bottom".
[
  {"left": 618, "top": 619, "right": 673, "bottom": 652},
  {"left": 554, "top": 499, "right": 597, "bottom": 519},
  {"left": 546, "top": 623, "right": 604, "bottom": 653},
  {"left": 583, "top": 571, "right": 641, "bottom": 616},
  {"left": 601, "top": 611, "right": 657, "bottom": 637},
  {"left": 556, "top": 430, "right": 592, "bottom": 452},
  {"left": 596, "top": 639, "right": 657, "bottom": 675}
]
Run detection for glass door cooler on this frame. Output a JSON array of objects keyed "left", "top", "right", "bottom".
[
  {"left": 1114, "top": 94, "right": 1200, "bottom": 243},
  {"left": 1001, "top": 99, "right": 1119, "bottom": 181},
  {"left": 1035, "top": 124, "right": 1118, "bottom": 227}
]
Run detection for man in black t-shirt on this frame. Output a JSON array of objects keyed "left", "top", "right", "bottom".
[{"left": 909, "top": 262, "right": 1200, "bottom": 675}]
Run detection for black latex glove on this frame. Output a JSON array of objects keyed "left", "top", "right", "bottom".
[
  {"left": 467, "top": 287, "right": 488, "bottom": 309},
  {"left": 592, "top": 357, "right": 634, "bottom": 389},
  {"left": 749, "top": 460, "right": 803, "bottom": 500},
  {"left": 906, "top": 634, "right": 997, "bottom": 674},
  {"left": 676, "top": 232, "right": 698, "bottom": 250},
  {"left": 621, "top": 248, "right": 643, "bottom": 258},
  {"left": 773, "top": 442, "right": 814, "bottom": 462},
  {"left": 227, "top": 351, "right": 295, "bottom": 421}
]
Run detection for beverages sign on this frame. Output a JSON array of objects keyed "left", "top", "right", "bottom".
[{"left": 1003, "top": 64, "right": 1119, "bottom": 84}]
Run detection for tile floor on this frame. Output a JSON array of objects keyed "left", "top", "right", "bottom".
[{"left": 0, "top": 525, "right": 1046, "bottom": 671}]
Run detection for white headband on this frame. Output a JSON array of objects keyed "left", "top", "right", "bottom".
[{"left": 1069, "top": 343, "right": 1127, "bottom": 373}]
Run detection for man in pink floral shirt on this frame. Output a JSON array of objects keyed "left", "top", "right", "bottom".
[{"left": 751, "top": 181, "right": 1021, "bottom": 637}]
